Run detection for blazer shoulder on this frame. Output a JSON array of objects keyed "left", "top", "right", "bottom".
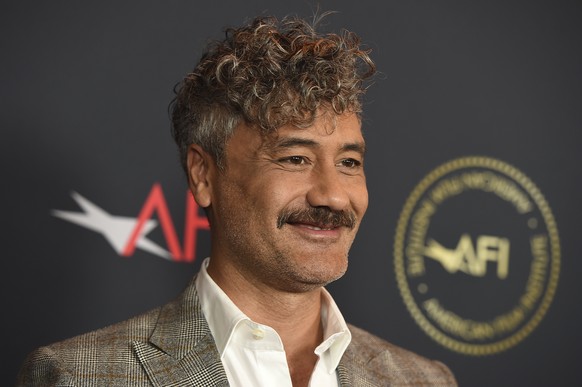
[
  {"left": 16, "top": 276, "right": 206, "bottom": 386},
  {"left": 344, "top": 324, "right": 457, "bottom": 386},
  {"left": 53, "top": 304, "right": 164, "bottom": 351},
  {"left": 16, "top": 305, "right": 164, "bottom": 386}
]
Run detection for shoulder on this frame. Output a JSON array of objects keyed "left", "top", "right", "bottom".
[
  {"left": 16, "top": 306, "right": 163, "bottom": 386},
  {"left": 46, "top": 305, "right": 163, "bottom": 354},
  {"left": 343, "top": 324, "right": 458, "bottom": 386},
  {"left": 16, "top": 276, "right": 204, "bottom": 385}
]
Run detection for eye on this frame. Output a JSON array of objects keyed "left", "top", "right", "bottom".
[
  {"left": 281, "top": 156, "right": 307, "bottom": 165},
  {"left": 339, "top": 158, "right": 362, "bottom": 168}
]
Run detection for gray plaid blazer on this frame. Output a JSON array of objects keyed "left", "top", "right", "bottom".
[{"left": 16, "top": 276, "right": 457, "bottom": 386}]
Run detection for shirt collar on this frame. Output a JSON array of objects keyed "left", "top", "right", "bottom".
[
  {"left": 195, "top": 257, "right": 352, "bottom": 373},
  {"left": 196, "top": 257, "right": 248, "bottom": 355},
  {"left": 315, "top": 288, "right": 352, "bottom": 373}
]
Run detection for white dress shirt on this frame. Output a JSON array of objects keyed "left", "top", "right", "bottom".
[{"left": 195, "top": 257, "right": 352, "bottom": 387}]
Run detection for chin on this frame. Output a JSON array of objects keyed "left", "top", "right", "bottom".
[{"left": 295, "top": 258, "right": 348, "bottom": 289}]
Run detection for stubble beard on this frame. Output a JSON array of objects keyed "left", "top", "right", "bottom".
[
  {"left": 221, "top": 213, "right": 355, "bottom": 294},
  {"left": 214, "top": 181, "right": 358, "bottom": 293}
]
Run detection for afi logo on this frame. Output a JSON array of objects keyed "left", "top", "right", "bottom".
[
  {"left": 424, "top": 234, "right": 510, "bottom": 279},
  {"left": 52, "top": 183, "right": 209, "bottom": 262}
]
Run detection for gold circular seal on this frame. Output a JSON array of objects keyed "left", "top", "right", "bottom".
[{"left": 394, "top": 156, "right": 560, "bottom": 355}]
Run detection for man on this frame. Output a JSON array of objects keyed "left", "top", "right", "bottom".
[{"left": 17, "top": 14, "right": 457, "bottom": 386}]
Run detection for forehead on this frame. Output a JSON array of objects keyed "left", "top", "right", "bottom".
[
  {"left": 266, "top": 112, "right": 364, "bottom": 147},
  {"left": 225, "top": 112, "right": 364, "bottom": 159}
]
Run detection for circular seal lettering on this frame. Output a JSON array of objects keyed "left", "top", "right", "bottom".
[{"left": 394, "top": 156, "right": 560, "bottom": 355}]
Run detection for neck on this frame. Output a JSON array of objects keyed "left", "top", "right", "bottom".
[
  {"left": 207, "top": 258, "right": 325, "bottom": 387},
  {"left": 208, "top": 257, "right": 324, "bottom": 337}
]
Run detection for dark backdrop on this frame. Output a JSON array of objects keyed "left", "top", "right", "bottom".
[{"left": 3, "top": 1, "right": 581, "bottom": 385}]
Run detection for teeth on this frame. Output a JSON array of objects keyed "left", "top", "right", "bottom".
[{"left": 305, "top": 225, "right": 331, "bottom": 231}]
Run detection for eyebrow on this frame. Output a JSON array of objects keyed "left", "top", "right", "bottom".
[
  {"left": 274, "top": 137, "right": 319, "bottom": 149},
  {"left": 272, "top": 137, "right": 366, "bottom": 155},
  {"left": 342, "top": 142, "right": 367, "bottom": 155}
]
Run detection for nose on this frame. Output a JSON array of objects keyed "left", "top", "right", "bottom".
[{"left": 306, "top": 167, "right": 351, "bottom": 211}]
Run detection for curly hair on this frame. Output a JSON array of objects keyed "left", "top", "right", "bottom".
[{"left": 170, "top": 13, "right": 376, "bottom": 172}]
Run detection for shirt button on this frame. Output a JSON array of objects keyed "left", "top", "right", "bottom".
[{"left": 251, "top": 328, "right": 265, "bottom": 340}]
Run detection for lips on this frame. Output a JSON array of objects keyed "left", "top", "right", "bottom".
[{"left": 289, "top": 221, "right": 337, "bottom": 231}]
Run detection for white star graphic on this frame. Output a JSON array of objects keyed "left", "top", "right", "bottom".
[{"left": 52, "top": 192, "right": 172, "bottom": 260}]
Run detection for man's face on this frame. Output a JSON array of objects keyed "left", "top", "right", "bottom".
[{"left": 207, "top": 112, "right": 368, "bottom": 292}]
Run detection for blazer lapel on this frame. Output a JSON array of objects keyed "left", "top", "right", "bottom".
[
  {"left": 336, "top": 359, "right": 352, "bottom": 386},
  {"left": 133, "top": 277, "right": 229, "bottom": 386},
  {"left": 337, "top": 335, "right": 386, "bottom": 387}
]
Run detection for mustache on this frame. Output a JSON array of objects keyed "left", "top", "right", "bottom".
[{"left": 277, "top": 207, "right": 357, "bottom": 229}]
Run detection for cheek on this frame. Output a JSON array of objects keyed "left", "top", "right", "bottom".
[
  {"left": 227, "top": 178, "right": 294, "bottom": 230},
  {"left": 257, "top": 175, "right": 306, "bottom": 207},
  {"left": 214, "top": 176, "right": 254, "bottom": 224},
  {"left": 351, "top": 181, "right": 369, "bottom": 216}
]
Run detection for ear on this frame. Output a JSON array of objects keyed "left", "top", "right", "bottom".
[{"left": 186, "top": 144, "right": 214, "bottom": 208}]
